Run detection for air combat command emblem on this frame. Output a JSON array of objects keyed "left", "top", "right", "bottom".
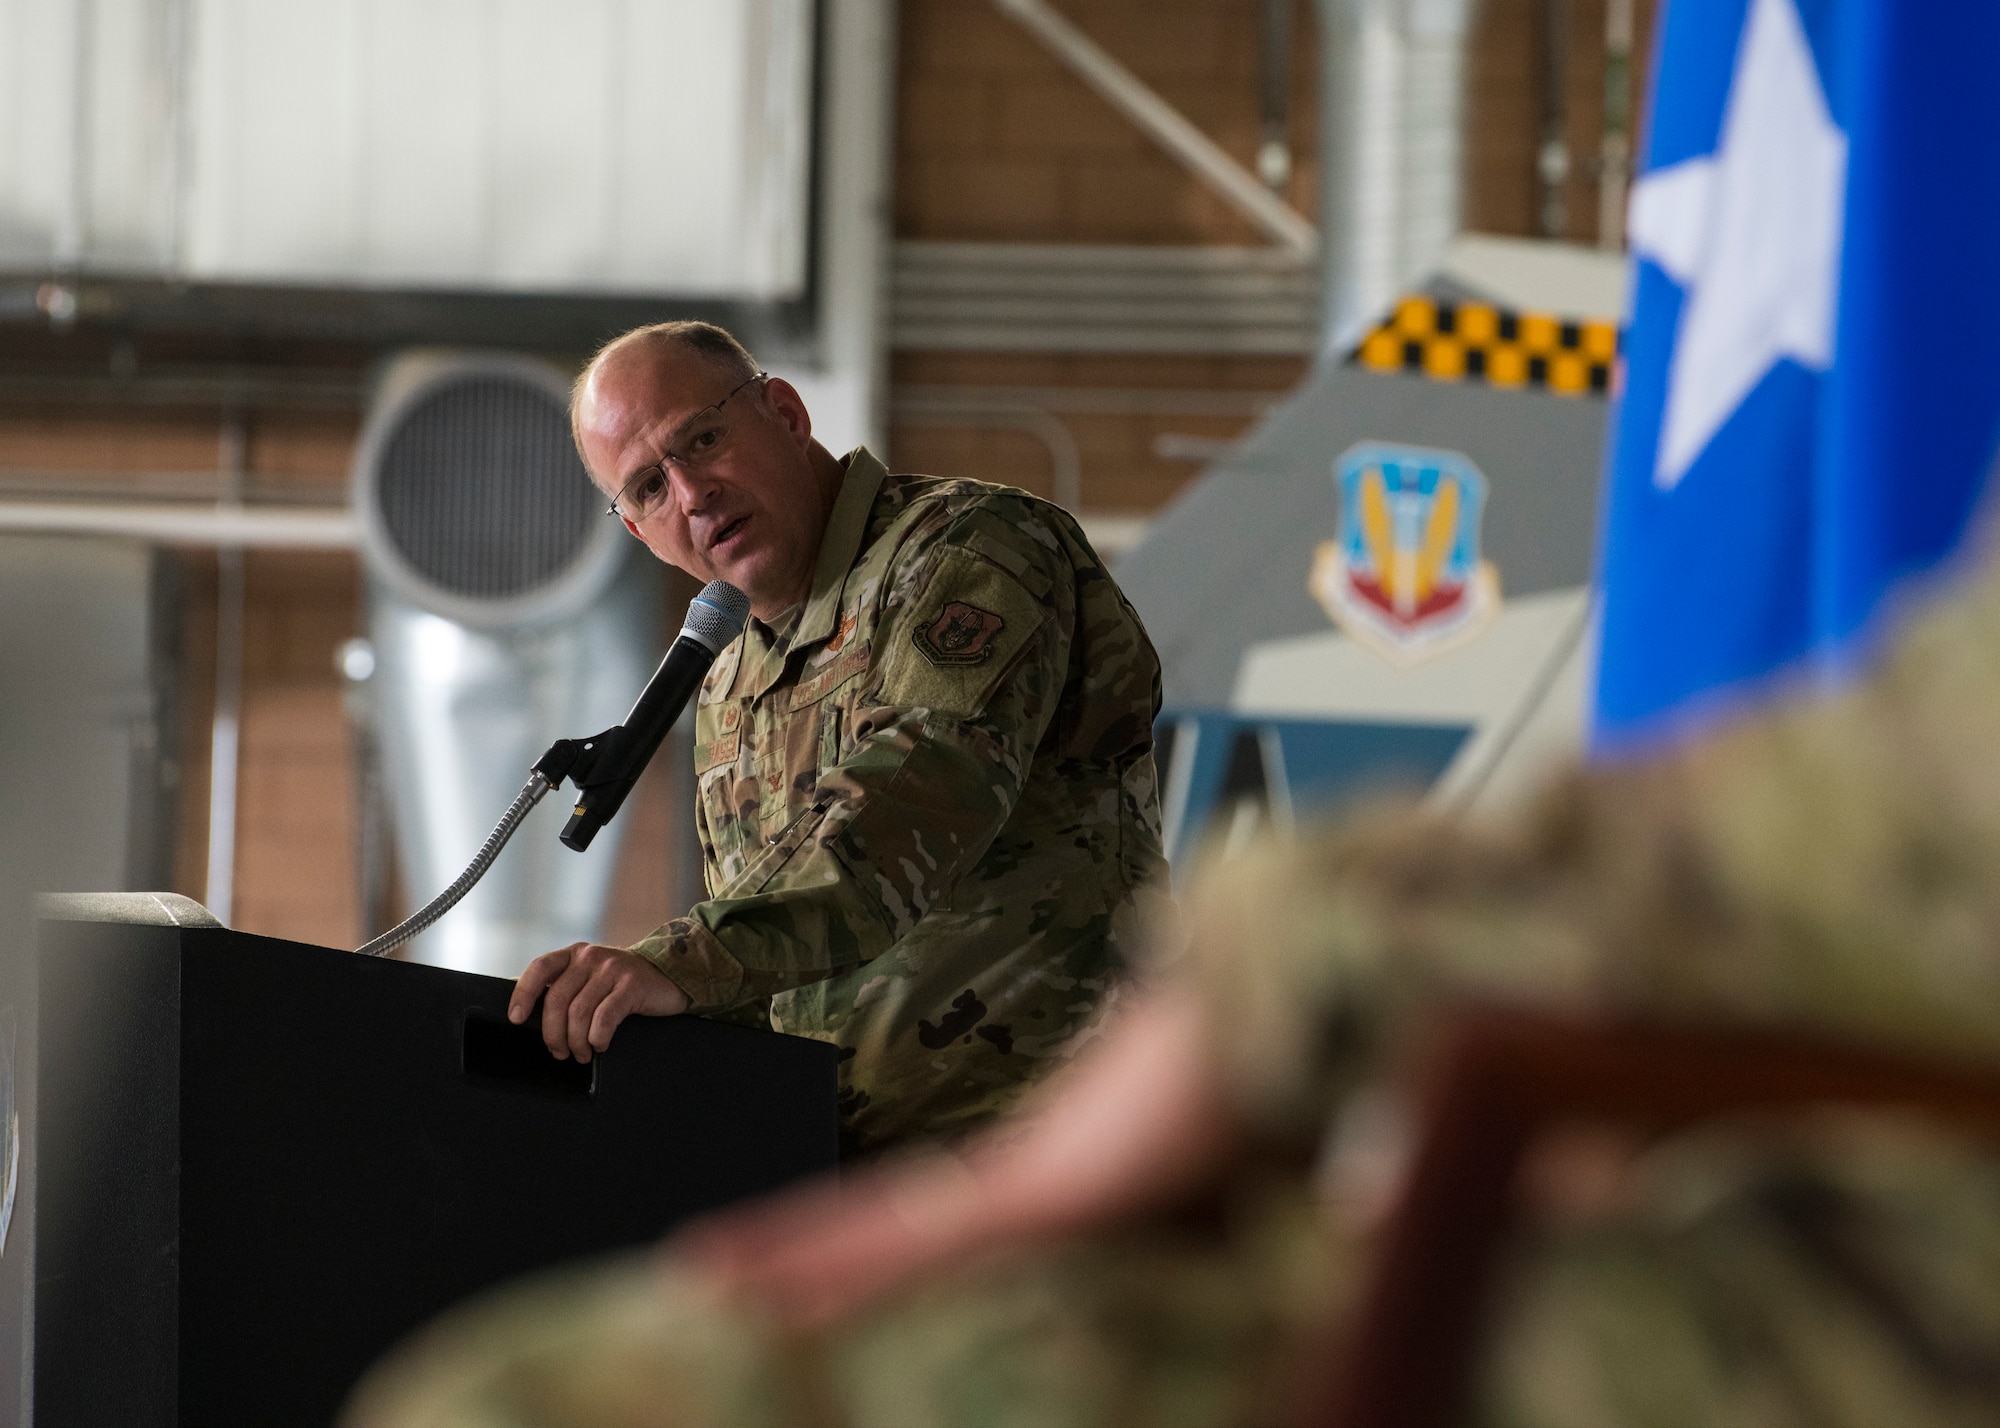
[{"left": 1310, "top": 441, "right": 1500, "bottom": 665}]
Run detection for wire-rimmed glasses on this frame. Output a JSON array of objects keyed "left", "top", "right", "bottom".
[{"left": 605, "top": 370, "right": 768, "bottom": 523}]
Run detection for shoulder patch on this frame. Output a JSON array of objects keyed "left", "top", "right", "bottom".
[{"left": 913, "top": 602, "right": 1005, "bottom": 667}]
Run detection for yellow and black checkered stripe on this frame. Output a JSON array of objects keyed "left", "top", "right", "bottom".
[{"left": 1351, "top": 296, "right": 1619, "bottom": 397}]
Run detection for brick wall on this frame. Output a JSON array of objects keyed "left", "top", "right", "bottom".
[
  {"left": 171, "top": 549, "right": 363, "bottom": 946},
  {"left": 0, "top": 400, "right": 363, "bottom": 949},
  {"left": 0, "top": 394, "right": 686, "bottom": 955},
  {"left": 1462, "top": 0, "right": 1659, "bottom": 245},
  {"left": 0, "top": 405, "right": 355, "bottom": 493},
  {"left": 167, "top": 541, "right": 695, "bottom": 954},
  {"left": 889, "top": 350, "right": 1304, "bottom": 513},
  {"left": 888, "top": 0, "right": 1318, "bottom": 512},
  {"left": 897, "top": 0, "right": 1655, "bottom": 253},
  {"left": 896, "top": 0, "right": 1319, "bottom": 246}
]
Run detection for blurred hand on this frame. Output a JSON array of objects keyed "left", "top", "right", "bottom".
[
  {"left": 670, "top": 988, "right": 1243, "bottom": 1333},
  {"left": 509, "top": 943, "right": 689, "bottom": 1062}
]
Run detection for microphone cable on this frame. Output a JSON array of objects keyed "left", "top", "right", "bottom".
[
  {"left": 351, "top": 579, "right": 748, "bottom": 960},
  {"left": 354, "top": 773, "right": 552, "bottom": 959}
]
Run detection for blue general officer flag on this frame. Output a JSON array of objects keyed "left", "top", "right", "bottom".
[{"left": 1593, "top": 0, "right": 2000, "bottom": 754}]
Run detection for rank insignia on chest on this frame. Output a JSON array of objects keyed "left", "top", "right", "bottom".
[{"left": 914, "top": 601, "right": 1005, "bottom": 666}]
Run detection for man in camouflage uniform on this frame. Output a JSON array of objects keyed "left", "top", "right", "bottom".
[
  {"left": 509, "top": 321, "right": 1167, "bottom": 1152},
  {"left": 359, "top": 510, "right": 2000, "bottom": 1420}
]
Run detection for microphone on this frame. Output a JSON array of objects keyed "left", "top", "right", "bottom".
[{"left": 532, "top": 580, "right": 750, "bottom": 852}]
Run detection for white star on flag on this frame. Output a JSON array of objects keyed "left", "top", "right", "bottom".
[{"left": 1627, "top": 0, "right": 1848, "bottom": 491}]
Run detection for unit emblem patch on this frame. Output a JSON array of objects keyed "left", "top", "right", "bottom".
[
  {"left": 914, "top": 602, "right": 1005, "bottom": 666},
  {"left": 1310, "top": 441, "right": 1500, "bottom": 665}
]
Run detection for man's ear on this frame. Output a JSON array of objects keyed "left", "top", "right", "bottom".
[{"left": 760, "top": 376, "right": 814, "bottom": 449}]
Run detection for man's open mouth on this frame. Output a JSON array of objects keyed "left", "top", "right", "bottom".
[{"left": 712, "top": 515, "right": 750, "bottom": 552}]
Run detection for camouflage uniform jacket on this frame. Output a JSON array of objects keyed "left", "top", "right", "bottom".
[{"left": 630, "top": 448, "right": 1168, "bottom": 1151}]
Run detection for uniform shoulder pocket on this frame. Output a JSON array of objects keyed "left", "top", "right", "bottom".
[{"left": 876, "top": 544, "right": 1053, "bottom": 719}]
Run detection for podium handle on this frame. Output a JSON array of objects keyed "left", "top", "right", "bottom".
[{"left": 462, "top": 1012, "right": 595, "bottom": 1097}]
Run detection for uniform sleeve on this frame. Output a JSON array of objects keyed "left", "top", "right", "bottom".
[
  {"left": 1173, "top": 539, "right": 2000, "bottom": 1143},
  {"left": 630, "top": 528, "right": 1073, "bottom": 1013}
]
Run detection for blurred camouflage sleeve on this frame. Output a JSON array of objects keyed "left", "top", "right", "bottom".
[
  {"left": 1174, "top": 537, "right": 2000, "bottom": 1141},
  {"left": 631, "top": 529, "right": 1074, "bottom": 1012}
]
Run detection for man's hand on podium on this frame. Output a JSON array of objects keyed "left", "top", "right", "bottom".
[{"left": 508, "top": 944, "right": 691, "bottom": 1062}]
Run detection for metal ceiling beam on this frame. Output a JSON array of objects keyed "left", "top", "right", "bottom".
[
  {"left": 0, "top": 500, "right": 356, "bottom": 548},
  {"left": 988, "top": 0, "right": 1320, "bottom": 256}
]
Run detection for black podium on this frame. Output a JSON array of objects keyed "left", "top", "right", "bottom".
[{"left": 34, "top": 920, "right": 838, "bottom": 1427}]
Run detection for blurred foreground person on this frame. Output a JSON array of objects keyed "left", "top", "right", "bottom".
[{"left": 346, "top": 538, "right": 2000, "bottom": 1427}]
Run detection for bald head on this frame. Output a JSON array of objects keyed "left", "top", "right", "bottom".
[
  {"left": 572, "top": 320, "right": 846, "bottom": 620},
  {"left": 573, "top": 321, "right": 759, "bottom": 453}
]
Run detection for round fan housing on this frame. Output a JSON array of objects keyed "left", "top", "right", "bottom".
[{"left": 353, "top": 353, "right": 624, "bottom": 629}]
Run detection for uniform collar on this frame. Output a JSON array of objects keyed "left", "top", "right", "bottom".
[{"left": 794, "top": 446, "right": 886, "bottom": 648}]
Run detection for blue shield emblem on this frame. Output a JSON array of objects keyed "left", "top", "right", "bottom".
[{"left": 1310, "top": 442, "right": 1500, "bottom": 664}]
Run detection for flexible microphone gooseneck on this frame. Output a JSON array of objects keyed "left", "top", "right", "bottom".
[{"left": 355, "top": 580, "right": 749, "bottom": 958}]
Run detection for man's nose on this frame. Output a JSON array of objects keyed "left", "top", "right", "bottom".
[{"left": 665, "top": 458, "right": 722, "bottom": 512}]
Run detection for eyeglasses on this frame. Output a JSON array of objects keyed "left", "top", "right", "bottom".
[{"left": 605, "top": 370, "right": 769, "bottom": 523}]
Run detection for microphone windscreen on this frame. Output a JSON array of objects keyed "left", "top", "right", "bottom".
[{"left": 680, "top": 580, "right": 750, "bottom": 654}]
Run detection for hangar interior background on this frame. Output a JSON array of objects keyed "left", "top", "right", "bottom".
[{"left": 0, "top": 0, "right": 1652, "bottom": 960}]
